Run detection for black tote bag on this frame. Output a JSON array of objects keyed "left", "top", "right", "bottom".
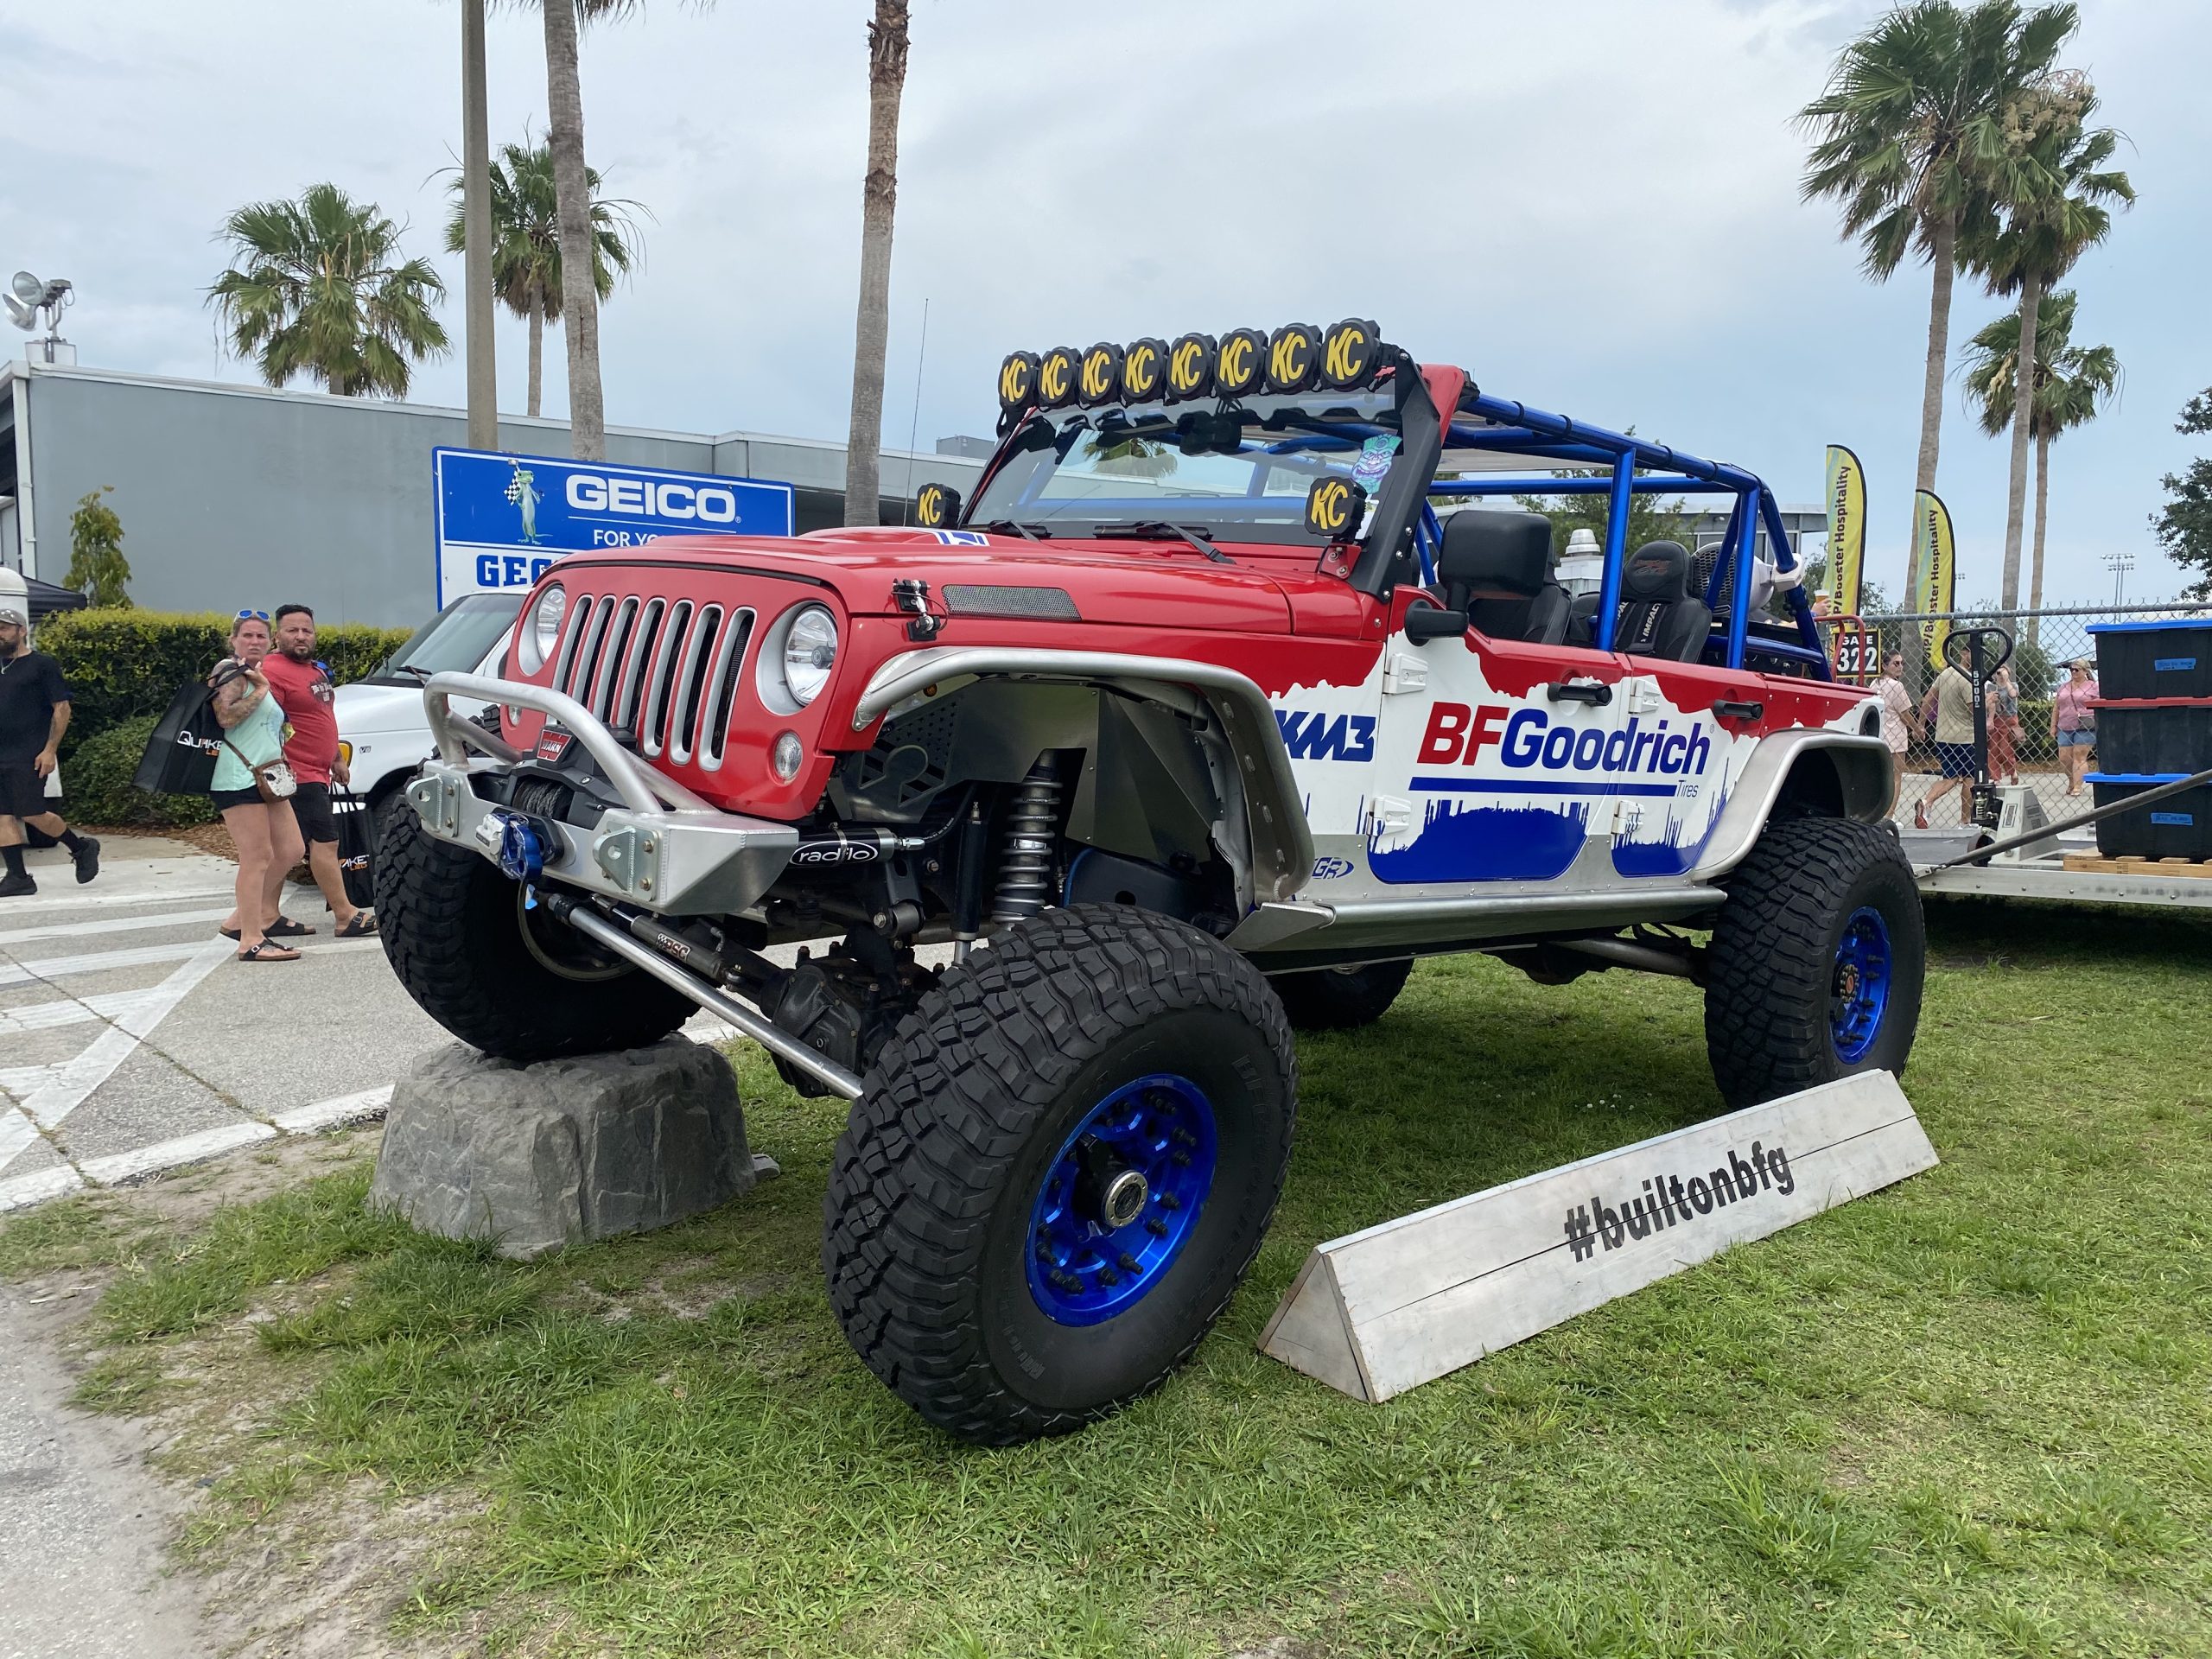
[
  {"left": 332, "top": 788, "right": 376, "bottom": 908},
  {"left": 132, "top": 678, "right": 223, "bottom": 796}
]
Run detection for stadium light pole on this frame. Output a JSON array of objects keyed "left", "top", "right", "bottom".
[
  {"left": 461, "top": 0, "right": 499, "bottom": 452},
  {"left": 2104, "top": 551, "right": 2133, "bottom": 609}
]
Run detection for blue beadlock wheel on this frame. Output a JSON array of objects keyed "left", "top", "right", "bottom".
[
  {"left": 1829, "top": 906, "right": 1892, "bottom": 1064},
  {"left": 1026, "top": 1073, "right": 1217, "bottom": 1326}
]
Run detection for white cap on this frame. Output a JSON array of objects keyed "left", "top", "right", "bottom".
[{"left": 1564, "top": 528, "right": 1600, "bottom": 556}]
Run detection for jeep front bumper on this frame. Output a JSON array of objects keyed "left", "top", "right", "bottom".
[{"left": 410, "top": 672, "right": 800, "bottom": 917}]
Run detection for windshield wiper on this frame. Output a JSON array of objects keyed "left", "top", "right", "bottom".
[
  {"left": 1090, "top": 522, "right": 1231, "bottom": 563},
  {"left": 977, "top": 518, "right": 1052, "bottom": 541},
  {"left": 388, "top": 664, "right": 432, "bottom": 683}
]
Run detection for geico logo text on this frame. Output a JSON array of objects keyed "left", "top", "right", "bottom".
[{"left": 566, "top": 474, "right": 741, "bottom": 523}]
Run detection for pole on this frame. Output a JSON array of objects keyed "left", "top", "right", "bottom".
[
  {"left": 461, "top": 0, "right": 499, "bottom": 452},
  {"left": 899, "top": 296, "right": 928, "bottom": 524}
]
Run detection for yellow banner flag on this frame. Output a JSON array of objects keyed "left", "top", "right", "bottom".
[
  {"left": 1824, "top": 445, "right": 1866, "bottom": 616},
  {"left": 1910, "top": 488, "right": 1955, "bottom": 671}
]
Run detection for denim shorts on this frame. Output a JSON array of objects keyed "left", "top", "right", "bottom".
[{"left": 2056, "top": 728, "right": 2095, "bottom": 748}]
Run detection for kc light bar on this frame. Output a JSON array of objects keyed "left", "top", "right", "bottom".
[{"left": 999, "top": 317, "right": 1382, "bottom": 414}]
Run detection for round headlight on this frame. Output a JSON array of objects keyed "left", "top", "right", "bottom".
[
  {"left": 518, "top": 582, "right": 566, "bottom": 674},
  {"left": 780, "top": 604, "right": 838, "bottom": 707},
  {"left": 772, "top": 730, "right": 804, "bottom": 781}
]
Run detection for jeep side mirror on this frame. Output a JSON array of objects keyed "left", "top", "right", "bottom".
[{"left": 1403, "top": 601, "right": 1466, "bottom": 645}]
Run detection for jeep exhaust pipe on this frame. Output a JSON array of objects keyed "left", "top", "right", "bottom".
[{"left": 544, "top": 894, "right": 866, "bottom": 1100}]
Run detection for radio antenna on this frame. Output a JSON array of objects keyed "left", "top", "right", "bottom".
[{"left": 901, "top": 296, "right": 930, "bottom": 524}]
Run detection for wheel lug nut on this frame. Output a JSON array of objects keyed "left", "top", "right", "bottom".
[
  {"left": 1171, "top": 1151, "right": 1192, "bottom": 1167},
  {"left": 1097, "top": 1268, "right": 1118, "bottom": 1286},
  {"left": 1159, "top": 1193, "right": 1180, "bottom": 1211},
  {"left": 1146, "top": 1218, "right": 1168, "bottom": 1236},
  {"left": 1117, "top": 1252, "right": 1140, "bottom": 1272}
]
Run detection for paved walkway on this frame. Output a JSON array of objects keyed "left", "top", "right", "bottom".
[{"left": 0, "top": 836, "right": 442, "bottom": 1212}]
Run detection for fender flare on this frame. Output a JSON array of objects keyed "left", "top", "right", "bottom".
[
  {"left": 852, "top": 647, "right": 1314, "bottom": 906},
  {"left": 1687, "top": 730, "right": 1897, "bottom": 883}
]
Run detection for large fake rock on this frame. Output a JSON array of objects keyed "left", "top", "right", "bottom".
[{"left": 370, "top": 1038, "right": 759, "bottom": 1258}]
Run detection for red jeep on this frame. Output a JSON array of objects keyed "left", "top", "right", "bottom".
[{"left": 379, "top": 323, "right": 1920, "bottom": 1443}]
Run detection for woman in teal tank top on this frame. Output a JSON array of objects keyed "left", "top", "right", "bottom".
[{"left": 211, "top": 613, "right": 305, "bottom": 962}]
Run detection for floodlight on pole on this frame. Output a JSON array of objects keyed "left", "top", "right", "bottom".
[{"left": 9, "top": 271, "right": 42, "bottom": 307}]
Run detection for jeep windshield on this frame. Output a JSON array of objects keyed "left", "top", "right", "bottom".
[{"left": 968, "top": 390, "right": 1413, "bottom": 548}]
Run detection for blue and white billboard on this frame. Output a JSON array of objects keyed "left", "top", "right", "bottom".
[{"left": 432, "top": 447, "right": 796, "bottom": 605}]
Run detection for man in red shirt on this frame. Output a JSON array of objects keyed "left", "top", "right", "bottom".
[{"left": 263, "top": 606, "right": 375, "bottom": 936}]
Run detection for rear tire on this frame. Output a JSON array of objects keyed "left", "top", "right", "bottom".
[
  {"left": 375, "top": 800, "right": 692, "bottom": 1063},
  {"left": 1266, "top": 957, "right": 1413, "bottom": 1030},
  {"left": 1703, "top": 817, "right": 1923, "bottom": 1108},
  {"left": 823, "top": 905, "right": 1297, "bottom": 1445}
]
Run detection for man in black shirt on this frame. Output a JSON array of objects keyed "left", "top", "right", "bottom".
[{"left": 0, "top": 607, "right": 99, "bottom": 896}]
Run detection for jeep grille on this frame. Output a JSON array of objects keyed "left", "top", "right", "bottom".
[{"left": 550, "top": 592, "right": 756, "bottom": 770}]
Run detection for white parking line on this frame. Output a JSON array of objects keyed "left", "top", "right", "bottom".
[
  {"left": 0, "top": 906, "right": 233, "bottom": 949},
  {"left": 0, "top": 989, "right": 172, "bottom": 1035},
  {"left": 270, "top": 1085, "right": 393, "bottom": 1134},
  {"left": 0, "top": 1163, "right": 85, "bottom": 1212},
  {"left": 0, "top": 883, "right": 233, "bottom": 918},
  {"left": 0, "top": 940, "right": 213, "bottom": 986},
  {"left": 79, "top": 1122, "right": 277, "bottom": 1186},
  {"left": 17, "top": 941, "right": 234, "bottom": 1131}
]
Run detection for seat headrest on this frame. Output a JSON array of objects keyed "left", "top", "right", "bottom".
[
  {"left": 1439, "top": 509, "right": 1554, "bottom": 599},
  {"left": 1623, "top": 540, "right": 1691, "bottom": 602}
]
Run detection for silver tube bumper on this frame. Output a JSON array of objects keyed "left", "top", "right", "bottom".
[{"left": 410, "top": 672, "right": 800, "bottom": 916}]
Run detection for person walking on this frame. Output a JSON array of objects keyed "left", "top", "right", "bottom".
[
  {"left": 209, "top": 612, "right": 303, "bottom": 963},
  {"left": 2052, "top": 658, "right": 2100, "bottom": 797},
  {"left": 1869, "top": 650, "right": 1921, "bottom": 806},
  {"left": 1987, "top": 664, "right": 2021, "bottom": 787},
  {"left": 0, "top": 606, "right": 99, "bottom": 897},
  {"left": 263, "top": 605, "right": 374, "bottom": 937},
  {"left": 1914, "top": 656, "right": 1977, "bottom": 829}
]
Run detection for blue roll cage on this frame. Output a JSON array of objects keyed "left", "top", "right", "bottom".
[{"left": 984, "top": 379, "right": 1830, "bottom": 681}]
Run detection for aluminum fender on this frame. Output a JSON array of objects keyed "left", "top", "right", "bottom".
[
  {"left": 1686, "top": 731, "right": 1896, "bottom": 883},
  {"left": 855, "top": 647, "right": 1314, "bottom": 905}
]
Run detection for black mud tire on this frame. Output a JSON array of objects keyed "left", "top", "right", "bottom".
[
  {"left": 1266, "top": 957, "right": 1414, "bottom": 1030},
  {"left": 374, "top": 800, "right": 692, "bottom": 1063},
  {"left": 823, "top": 905, "right": 1298, "bottom": 1445},
  {"left": 1704, "top": 817, "right": 1924, "bottom": 1109}
]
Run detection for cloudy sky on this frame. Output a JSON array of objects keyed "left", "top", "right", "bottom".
[{"left": 3, "top": 0, "right": 2205, "bottom": 606}]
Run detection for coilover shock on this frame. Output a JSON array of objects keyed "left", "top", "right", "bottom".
[{"left": 990, "top": 756, "right": 1062, "bottom": 926}]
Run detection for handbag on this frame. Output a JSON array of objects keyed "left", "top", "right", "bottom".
[
  {"left": 219, "top": 735, "right": 298, "bottom": 804},
  {"left": 332, "top": 787, "right": 377, "bottom": 908},
  {"left": 133, "top": 678, "right": 224, "bottom": 796}
]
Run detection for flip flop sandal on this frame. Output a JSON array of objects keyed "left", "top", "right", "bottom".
[
  {"left": 265, "top": 917, "right": 317, "bottom": 938},
  {"left": 334, "top": 912, "right": 378, "bottom": 938},
  {"left": 219, "top": 925, "right": 241, "bottom": 940},
  {"left": 238, "top": 941, "right": 301, "bottom": 963}
]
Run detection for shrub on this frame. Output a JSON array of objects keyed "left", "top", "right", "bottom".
[
  {"left": 39, "top": 609, "right": 409, "bottom": 758},
  {"left": 59, "top": 714, "right": 215, "bottom": 829}
]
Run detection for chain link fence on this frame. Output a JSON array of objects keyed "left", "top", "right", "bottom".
[{"left": 1819, "top": 601, "right": 2212, "bottom": 829}]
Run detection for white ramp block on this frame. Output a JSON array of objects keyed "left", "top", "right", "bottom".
[{"left": 1260, "top": 1071, "right": 1936, "bottom": 1403}]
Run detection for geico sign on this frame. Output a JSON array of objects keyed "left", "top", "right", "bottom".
[{"left": 567, "top": 474, "right": 739, "bottom": 523}]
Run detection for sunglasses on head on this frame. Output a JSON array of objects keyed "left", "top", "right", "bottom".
[{"left": 234, "top": 608, "right": 270, "bottom": 623}]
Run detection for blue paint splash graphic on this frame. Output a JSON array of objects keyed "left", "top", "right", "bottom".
[
  {"left": 1369, "top": 799, "right": 1591, "bottom": 885},
  {"left": 1611, "top": 784, "right": 1731, "bottom": 876}
]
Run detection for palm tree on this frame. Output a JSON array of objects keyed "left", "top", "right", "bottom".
[
  {"left": 446, "top": 137, "right": 642, "bottom": 420},
  {"left": 1962, "top": 287, "right": 2119, "bottom": 637},
  {"left": 842, "top": 1, "right": 912, "bottom": 528},
  {"left": 1967, "top": 73, "right": 2132, "bottom": 609},
  {"left": 208, "top": 183, "right": 448, "bottom": 397},
  {"left": 538, "top": 0, "right": 607, "bottom": 458},
  {"left": 1798, "top": 1, "right": 2075, "bottom": 624}
]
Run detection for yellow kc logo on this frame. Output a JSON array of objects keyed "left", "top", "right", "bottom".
[
  {"left": 1324, "top": 325, "right": 1366, "bottom": 384},
  {"left": 1219, "top": 334, "right": 1254, "bottom": 389},
  {"left": 1041, "top": 353, "right": 1071, "bottom": 403},
  {"left": 917, "top": 486, "right": 944, "bottom": 527},
  {"left": 1000, "top": 357, "right": 1032, "bottom": 404},
  {"left": 1125, "top": 343, "right": 1158, "bottom": 397},
  {"left": 1270, "top": 329, "right": 1310, "bottom": 386},
  {"left": 1170, "top": 340, "right": 1205, "bottom": 391},
  {"left": 1082, "top": 350, "right": 1113, "bottom": 401},
  {"left": 1310, "top": 479, "right": 1351, "bottom": 534}
]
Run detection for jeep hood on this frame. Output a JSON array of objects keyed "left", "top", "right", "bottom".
[{"left": 550, "top": 528, "right": 1299, "bottom": 634}]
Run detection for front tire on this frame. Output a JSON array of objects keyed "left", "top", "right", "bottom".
[
  {"left": 1267, "top": 957, "right": 1413, "bottom": 1030},
  {"left": 823, "top": 905, "right": 1297, "bottom": 1444},
  {"left": 1703, "top": 817, "right": 1924, "bottom": 1108},
  {"left": 375, "top": 802, "right": 692, "bottom": 1063}
]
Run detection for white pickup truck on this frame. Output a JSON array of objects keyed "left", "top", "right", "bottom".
[{"left": 338, "top": 592, "right": 521, "bottom": 840}]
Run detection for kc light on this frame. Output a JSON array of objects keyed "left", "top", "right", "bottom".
[
  {"left": 1217, "top": 327, "right": 1267, "bottom": 398},
  {"left": 759, "top": 602, "right": 840, "bottom": 713},
  {"left": 518, "top": 582, "right": 566, "bottom": 674}
]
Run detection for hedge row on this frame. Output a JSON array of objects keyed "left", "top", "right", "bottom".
[{"left": 40, "top": 609, "right": 410, "bottom": 760}]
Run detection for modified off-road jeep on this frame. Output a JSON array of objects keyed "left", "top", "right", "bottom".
[{"left": 379, "top": 322, "right": 1921, "bottom": 1443}]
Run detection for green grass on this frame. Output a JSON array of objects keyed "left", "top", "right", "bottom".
[{"left": 5, "top": 899, "right": 2209, "bottom": 1656}]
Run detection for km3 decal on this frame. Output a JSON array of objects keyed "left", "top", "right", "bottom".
[
  {"left": 1414, "top": 702, "right": 1712, "bottom": 790},
  {"left": 1274, "top": 708, "right": 1376, "bottom": 763}
]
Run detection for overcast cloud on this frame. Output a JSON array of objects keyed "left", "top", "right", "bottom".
[{"left": 2, "top": 0, "right": 2205, "bottom": 605}]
